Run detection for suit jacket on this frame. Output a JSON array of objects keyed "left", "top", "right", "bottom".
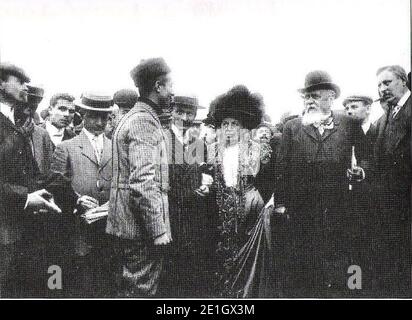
[
  {"left": 51, "top": 130, "right": 112, "bottom": 205},
  {"left": 31, "top": 125, "right": 54, "bottom": 175},
  {"left": 106, "top": 98, "right": 171, "bottom": 241},
  {"left": 39, "top": 122, "right": 76, "bottom": 148},
  {"left": 372, "top": 96, "right": 411, "bottom": 193},
  {"left": 0, "top": 113, "right": 40, "bottom": 245},
  {"left": 277, "top": 112, "right": 365, "bottom": 219},
  {"left": 50, "top": 130, "right": 113, "bottom": 255}
]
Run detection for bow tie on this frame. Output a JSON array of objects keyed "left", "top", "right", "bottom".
[{"left": 53, "top": 132, "right": 64, "bottom": 137}]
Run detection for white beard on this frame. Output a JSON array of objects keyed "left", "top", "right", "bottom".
[{"left": 301, "top": 110, "right": 331, "bottom": 126}]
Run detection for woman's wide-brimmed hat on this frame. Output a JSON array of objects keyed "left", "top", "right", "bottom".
[{"left": 206, "top": 85, "right": 265, "bottom": 130}]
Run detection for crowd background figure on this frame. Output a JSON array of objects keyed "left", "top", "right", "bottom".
[{"left": 0, "top": 60, "right": 410, "bottom": 298}]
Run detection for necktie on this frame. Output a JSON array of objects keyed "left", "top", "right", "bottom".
[
  {"left": 313, "top": 118, "right": 334, "bottom": 135},
  {"left": 92, "top": 136, "right": 102, "bottom": 164}
]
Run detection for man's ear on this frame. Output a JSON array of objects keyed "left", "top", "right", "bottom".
[{"left": 154, "top": 80, "right": 162, "bottom": 93}]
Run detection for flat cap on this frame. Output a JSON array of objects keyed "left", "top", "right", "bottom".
[
  {"left": 172, "top": 95, "right": 205, "bottom": 109},
  {"left": 0, "top": 62, "right": 30, "bottom": 83},
  {"left": 342, "top": 95, "right": 373, "bottom": 106},
  {"left": 26, "top": 84, "right": 44, "bottom": 106},
  {"left": 130, "top": 57, "right": 171, "bottom": 88},
  {"left": 113, "top": 89, "right": 139, "bottom": 109}
]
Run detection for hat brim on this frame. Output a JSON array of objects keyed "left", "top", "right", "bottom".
[
  {"left": 173, "top": 103, "right": 206, "bottom": 110},
  {"left": 298, "top": 82, "right": 341, "bottom": 98},
  {"left": 74, "top": 101, "right": 114, "bottom": 112}
]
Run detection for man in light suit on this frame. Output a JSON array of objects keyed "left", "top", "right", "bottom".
[
  {"left": 106, "top": 57, "right": 173, "bottom": 297},
  {"left": 0, "top": 63, "right": 61, "bottom": 297},
  {"left": 49, "top": 92, "right": 114, "bottom": 297},
  {"left": 371, "top": 65, "right": 411, "bottom": 297}
]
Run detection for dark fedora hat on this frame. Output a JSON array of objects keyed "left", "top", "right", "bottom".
[
  {"left": 26, "top": 85, "right": 44, "bottom": 106},
  {"left": 172, "top": 95, "right": 205, "bottom": 110},
  {"left": 298, "top": 70, "right": 340, "bottom": 98},
  {"left": 342, "top": 95, "right": 373, "bottom": 106},
  {"left": 130, "top": 57, "right": 171, "bottom": 88},
  {"left": 75, "top": 92, "right": 114, "bottom": 112},
  {"left": 0, "top": 62, "right": 31, "bottom": 83}
]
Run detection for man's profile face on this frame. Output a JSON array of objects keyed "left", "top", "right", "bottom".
[
  {"left": 158, "top": 74, "right": 174, "bottom": 109},
  {"left": 171, "top": 105, "right": 196, "bottom": 129},
  {"left": 49, "top": 98, "right": 75, "bottom": 129},
  {"left": 344, "top": 101, "right": 370, "bottom": 121},
  {"left": 377, "top": 70, "right": 407, "bottom": 105},
  {"left": 0, "top": 75, "right": 28, "bottom": 104},
  {"left": 302, "top": 89, "right": 334, "bottom": 115}
]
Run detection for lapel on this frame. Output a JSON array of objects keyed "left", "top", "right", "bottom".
[
  {"left": 0, "top": 112, "right": 21, "bottom": 135},
  {"left": 78, "top": 131, "right": 99, "bottom": 166},
  {"left": 99, "top": 136, "right": 112, "bottom": 171},
  {"left": 390, "top": 98, "right": 411, "bottom": 151},
  {"left": 302, "top": 124, "right": 321, "bottom": 142},
  {"left": 321, "top": 116, "right": 340, "bottom": 141}
]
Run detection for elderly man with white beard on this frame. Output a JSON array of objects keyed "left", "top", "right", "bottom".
[{"left": 274, "top": 70, "right": 367, "bottom": 297}]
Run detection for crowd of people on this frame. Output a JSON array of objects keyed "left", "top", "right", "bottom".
[{"left": 0, "top": 58, "right": 410, "bottom": 298}]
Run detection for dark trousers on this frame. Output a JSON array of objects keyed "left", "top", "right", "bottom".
[
  {"left": 112, "top": 238, "right": 164, "bottom": 297},
  {"left": 0, "top": 242, "right": 18, "bottom": 298}
]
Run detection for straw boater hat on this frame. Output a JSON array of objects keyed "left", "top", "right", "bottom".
[
  {"left": 207, "top": 85, "right": 265, "bottom": 130},
  {"left": 75, "top": 92, "right": 114, "bottom": 112}
]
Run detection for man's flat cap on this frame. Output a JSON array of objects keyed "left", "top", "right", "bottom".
[
  {"left": 172, "top": 95, "right": 205, "bottom": 109},
  {"left": 113, "top": 89, "right": 139, "bottom": 109},
  {"left": 130, "top": 57, "right": 171, "bottom": 88},
  {"left": 0, "top": 63, "right": 30, "bottom": 83},
  {"left": 342, "top": 95, "right": 373, "bottom": 106},
  {"left": 26, "top": 85, "right": 44, "bottom": 106}
]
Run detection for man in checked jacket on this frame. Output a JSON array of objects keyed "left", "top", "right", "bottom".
[{"left": 106, "top": 58, "right": 173, "bottom": 297}]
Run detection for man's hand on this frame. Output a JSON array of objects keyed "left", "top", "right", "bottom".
[
  {"left": 77, "top": 195, "right": 99, "bottom": 210},
  {"left": 195, "top": 185, "right": 210, "bottom": 197},
  {"left": 154, "top": 233, "right": 171, "bottom": 246},
  {"left": 347, "top": 166, "right": 365, "bottom": 182},
  {"left": 26, "top": 189, "right": 62, "bottom": 214}
]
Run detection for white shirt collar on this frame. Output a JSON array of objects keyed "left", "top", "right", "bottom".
[
  {"left": 397, "top": 90, "right": 411, "bottom": 107},
  {"left": 171, "top": 124, "right": 184, "bottom": 145},
  {"left": 0, "top": 102, "right": 15, "bottom": 125},
  {"left": 45, "top": 121, "right": 66, "bottom": 146},
  {"left": 82, "top": 128, "right": 104, "bottom": 146},
  {"left": 361, "top": 120, "right": 371, "bottom": 134},
  {"left": 45, "top": 120, "right": 64, "bottom": 136}
]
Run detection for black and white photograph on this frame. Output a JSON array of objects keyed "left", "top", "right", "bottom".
[{"left": 0, "top": 0, "right": 410, "bottom": 300}]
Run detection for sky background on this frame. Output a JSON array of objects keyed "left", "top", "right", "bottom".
[{"left": 0, "top": 0, "right": 410, "bottom": 123}]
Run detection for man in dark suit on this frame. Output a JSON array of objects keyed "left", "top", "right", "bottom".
[
  {"left": 0, "top": 63, "right": 61, "bottom": 297},
  {"left": 50, "top": 92, "right": 114, "bottom": 297},
  {"left": 158, "top": 95, "right": 213, "bottom": 297},
  {"left": 371, "top": 65, "right": 411, "bottom": 297},
  {"left": 106, "top": 58, "right": 173, "bottom": 297},
  {"left": 275, "top": 71, "right": 366, "bottom": 297},
  {"left": 40, "top": 93, "right": 76, "bottom": 147}
]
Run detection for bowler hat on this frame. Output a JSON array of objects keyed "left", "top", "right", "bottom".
[
  {"left": 75, "top": 92, "right": 114, "bottom": 112},
  {"left": 342, "top": 95, "right": 373, "bottom": 106},
  {"left": 130, "top": 57, "right": 171, "bottom": 88},
  {"left": 298, "top": 70, "right": 340, "bottom": 98},
  {"left": 0, "top": 63, "right": 31, "bottom": 83},
  {"left": 172, "top": 95, "right": 205, "bottom": 110},
  {"left": 113, "top": 89, "right": 138, "bottom": 109},
  {"left": 26, "top": 85, "right": 44, "bottom": 106}
]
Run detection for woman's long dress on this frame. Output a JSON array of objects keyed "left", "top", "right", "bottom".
[{"left": 207, "top": 140, "right": 266, "bottom": 297}]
